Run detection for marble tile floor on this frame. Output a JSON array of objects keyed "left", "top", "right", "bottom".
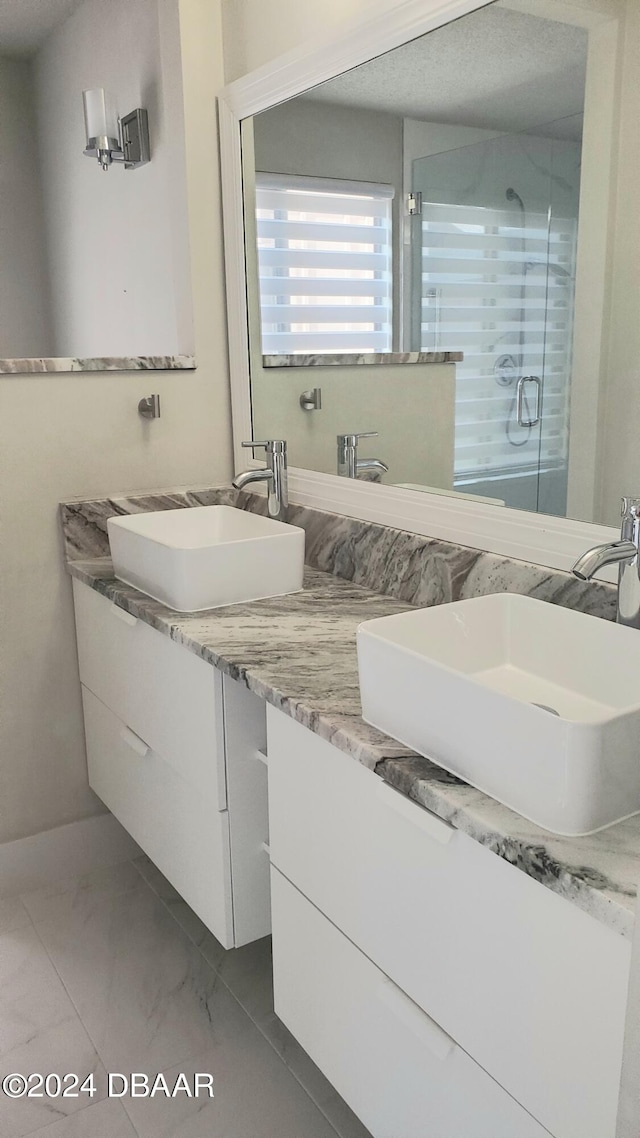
[{"left": 0, "top": 856, "right": 372, "bottom": 1138}]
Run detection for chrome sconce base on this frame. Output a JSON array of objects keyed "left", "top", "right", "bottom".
[
  {"left": 83, "top": 134, "right": 121, "bottom": 171},
  {"left": 83, "top": 109, "right": 150, "bottom": 172}
]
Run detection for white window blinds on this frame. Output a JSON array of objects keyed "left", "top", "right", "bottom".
[
  {"left": 255, "top": 173, "right": 394, "bottom": 355},
  {"left": 418, "top": 201, "right": 576, "bottom": 481}
]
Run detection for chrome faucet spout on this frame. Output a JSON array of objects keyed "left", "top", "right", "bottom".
[
  {"left": 356, "top": 458, "right": 389, "bottom": 477},
  {"left": 233, "top": 439, "right": 288, "bottom": 522},
  {"left": 232, "top": 469, "right": 272, "bottom": 491},
  {"left": 572, "top": 496, "right": 640, "bottom": 627},
  {"left": 572, "top": 540, "right": 636, "bottom": 581}
]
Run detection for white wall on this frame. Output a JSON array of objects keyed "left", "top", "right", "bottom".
[
  {"left": 0, "top": 57, "right": 54, "bottom": 357},
  {"left": 0, "top": 0, "right": 232, "bottom": 845},
  {"left": 253, "top": 362, "right": 455, "bottom": 486},
  {"left": 221, "top": 0, "right": 375, "bottom": 82},
  {"left": 253, "top": 98, "right": 403, "bottom": 187},
  {"left": 34, "top": 0, "right": 192, "bottom": 358}
]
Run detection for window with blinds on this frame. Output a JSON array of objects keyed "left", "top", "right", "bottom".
[
  {"left": 418, "top": 201, "right": 576, "bottom": 482},
  {"left": 255, "top": 174, "right": 394, "bottom": 355}
]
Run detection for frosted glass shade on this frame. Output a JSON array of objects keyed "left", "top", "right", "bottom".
[{"left": 82, "top": 88, "right": 117, "bottom": 143}]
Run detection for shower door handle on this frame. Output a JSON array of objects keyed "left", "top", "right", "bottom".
[{"left": 516, "top": 375, "right": 541, "bottom": 427}]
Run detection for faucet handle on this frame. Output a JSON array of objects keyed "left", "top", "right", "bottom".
[
  {"left": 337, "top": 431, "right": 378, "bottom": 445},
  {"left": 242, "top": 439, "right": 287, "bottom": 453}
]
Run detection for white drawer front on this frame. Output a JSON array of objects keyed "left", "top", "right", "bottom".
[
  {"left": 73, "top": 580, "right": 226, "bottom": 809},
  {"left": 82, "top": 686, "right": 234, "bottom": 948},
  {"left": 267, "top": 707, "right": 630, "bottom": 1138},
  {"left": 272, "top": 869, "right": 550, "bottom": 1138}
]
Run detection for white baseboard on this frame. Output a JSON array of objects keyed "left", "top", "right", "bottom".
[{"left": 0, "top": 812, "right": 141, "bottom": 897}]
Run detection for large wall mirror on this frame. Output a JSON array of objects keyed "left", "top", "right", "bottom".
[
  {"left": 224, "top": 0, "right": 634, "bottom": 542},
  {"left": 0, "top": 0, "right": 194, "bottom": 372}
]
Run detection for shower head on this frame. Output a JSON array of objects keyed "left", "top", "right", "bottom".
[
  {"left": 524, "top": 260, "right": 574, "bottom": 282},
  {"left": 548, "top": 263, "right": 572, "bottom": 280}
]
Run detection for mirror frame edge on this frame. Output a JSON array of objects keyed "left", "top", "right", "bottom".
[{"left": 218, "top": 0, "right": 621, "bottom": 577}]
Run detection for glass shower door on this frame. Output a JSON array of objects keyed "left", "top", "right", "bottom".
[{"left": 410, "top": 127, "right": 579, "bottom": 514}]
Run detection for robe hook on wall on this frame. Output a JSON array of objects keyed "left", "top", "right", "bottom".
[{"left": 138, "top": 394, "right": 161, "bottom": 419}]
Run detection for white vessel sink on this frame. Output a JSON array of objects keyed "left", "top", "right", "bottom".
[
  {"left": 107, "top": 506, "right": 305, "bottom": 612},
  {"left": 357, "top": 593, "right": 640, "bottom": 836}
]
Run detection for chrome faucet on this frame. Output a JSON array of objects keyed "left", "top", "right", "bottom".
[
  {"left": 337, "top": 432, "right": 389, "bottom": 480},
  {"left": 232, "top": 439, "right": 289, "bottom": 522},
  {"left": 572, "top": 496, "right": 640, "bottom": 628}
]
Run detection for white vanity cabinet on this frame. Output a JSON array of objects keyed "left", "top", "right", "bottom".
[
  {"left": 266, "top": 706, "right": 631, "bottom": 1138},
  {"left": 72, "top": 579, "right": 270, "bottom": 949}
]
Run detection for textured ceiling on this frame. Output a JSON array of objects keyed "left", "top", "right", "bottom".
[
  {"left": 0, "top": 0, "right": 85, "bottom": 57},
  {"left": 301, "top": 4, "right": 588, "bottom": 134}
]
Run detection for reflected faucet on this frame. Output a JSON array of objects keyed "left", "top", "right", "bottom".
[
  {"left": 572, "top": 497, "right": 640, "bottom": 628},
  {"left": 337, "top": 432, "right": 389, "bottom": 480},
  {"left": 232, "top": 439, "right": 288, "bottom": 522}
]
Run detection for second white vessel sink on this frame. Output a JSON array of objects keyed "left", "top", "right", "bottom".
[
  {"left": 358, "top": 593, "right": 640, "bottom": 835},
  {"left": 108, "top": 505, "right": 305, "bottom": 612}
]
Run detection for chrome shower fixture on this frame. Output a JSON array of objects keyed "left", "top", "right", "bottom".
[{"left": 505, "top": 186, "right": 524, "bottom": 210}]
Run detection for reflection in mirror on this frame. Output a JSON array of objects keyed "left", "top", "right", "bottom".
[
  {"left": 242, "top": 0, "right": 629, "bottom": 527},
  {"left": 0, "top": 0, "right": 193, "bottom": 369}
]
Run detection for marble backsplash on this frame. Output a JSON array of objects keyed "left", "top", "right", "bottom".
[{"left": 60, "top": 485, "right": 616, "bottom": 619}]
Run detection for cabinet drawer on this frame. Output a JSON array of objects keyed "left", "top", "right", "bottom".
[
  {"left": 272, "top": 869, "right": 550, "bottom": 1138},
  {"left": 82, "top": 686, "right": 234, "bottom": 948},
  {"left": 267, "top": 707, "right": 630, "bottom": 1138},
  {"left": 73, "top": 580, "right": 225, "bottom": 809}
]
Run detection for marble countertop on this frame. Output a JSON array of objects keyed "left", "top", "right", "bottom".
[
  {"left": 66, "top": 556, "right": 640, "bottom": 939},
  {"left": 262, "top": 351, "right": 463, "bottom": 367}
]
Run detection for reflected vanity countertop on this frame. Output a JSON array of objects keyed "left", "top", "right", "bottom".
[
  {"left": 65, "top": 554, "right": 640, "bottom": 939},
  {"left": 262, "top": 351, "right": 463, "bottom": 367},
  {"left": 0, "top": 355, "right": 195, "bottom": 374}
]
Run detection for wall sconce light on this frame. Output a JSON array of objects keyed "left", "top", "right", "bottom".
[{"left": 82, "top": 88, "right": 150, "bottom": 172}]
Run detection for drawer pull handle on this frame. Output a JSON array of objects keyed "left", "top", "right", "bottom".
[
  {"left": 378, "top": 977, "right": 455, "bottom": 1062},
  {"left": 377, "top": 780, "right": 454, "bottom": 845},
  {"left": 110, "top": 603, "right": 137, "bottom": 627},
  {"left": 120, "top": 726, "right": 150, "bottom": 758}
]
